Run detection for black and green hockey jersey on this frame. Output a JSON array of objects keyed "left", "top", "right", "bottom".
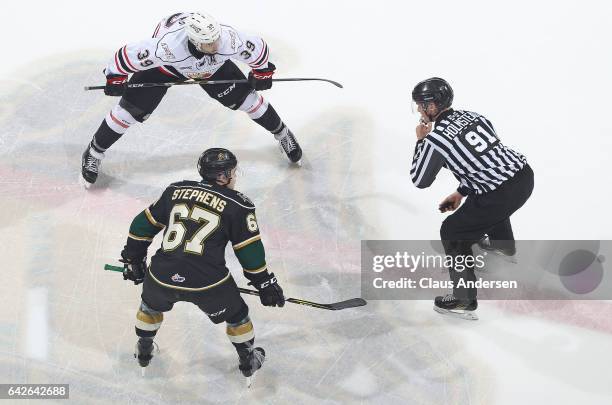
[{"left": 124, "top": 180, "right": 268, "bottom": 290}]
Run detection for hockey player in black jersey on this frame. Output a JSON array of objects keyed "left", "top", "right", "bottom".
[
  {"left": 410, "top": 78, "right": 534, "bottom": 320},
  {"left": 81, "top": 11, "right": 302, "bottom": 187},
  {"left": 120, "top": 147, "right": 284, "bottom": 383}
]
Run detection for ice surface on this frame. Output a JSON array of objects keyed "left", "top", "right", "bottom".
[{"left": 1, "top": 1, "right": 612, "bottom": 404}]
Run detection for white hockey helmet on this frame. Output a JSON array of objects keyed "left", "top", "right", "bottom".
[{"left": 185, "top": 12, "right": 221, "bottom": 46}]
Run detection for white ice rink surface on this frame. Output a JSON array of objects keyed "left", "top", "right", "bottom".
[{"left": 1, "top": 1, "right": 612, "bottom": 403}]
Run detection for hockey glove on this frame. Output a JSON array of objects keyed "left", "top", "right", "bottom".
[
  {"left": 105, "top": 73, "right": 128, "bottom": 96},
  {"left": 248, "top": 272, "right": 285, "bottom": 307},
  {"left": 120, "top": 249, "right": 147, "bottom": 285},
  {"left": 248, "top": 62, "right": 275, "bottom": 91}
]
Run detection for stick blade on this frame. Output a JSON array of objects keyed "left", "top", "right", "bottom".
[
  {"left": 433, "top": 306, "right": 478, "bottom": 320},
  {"left": 328, "top": 298, "right": 367, "bottom": 310},
  {"left": 312, "top": 78, "right": 343, "bottom": 88}
]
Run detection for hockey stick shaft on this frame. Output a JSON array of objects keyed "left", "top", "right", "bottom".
[
  {"left": 104, "top": 264, "right": 366, "bottom": 311},
  {"left": 236, "top": 288, "right": 366, "bottom": 310},
  {"left": 84, "top": 77, "right": 343, "bottom": 91}
]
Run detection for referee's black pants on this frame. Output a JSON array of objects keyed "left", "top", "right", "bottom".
[{"left": 440, "top": 164, "right": 534, "bottom": 300}]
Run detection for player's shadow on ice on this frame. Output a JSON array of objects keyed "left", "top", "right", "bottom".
[{"left": 68, "top": 143, "right": 297, "bottom": 189}]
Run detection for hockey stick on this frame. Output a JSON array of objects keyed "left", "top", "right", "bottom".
[
  {"left": 85, "top": 77, "right": 343, "bottom": 91},
  {"left": 104, "top": 264, "right": 366, "bottom": 311},
  {"left": 236, "top": 288, "right": 366, "bottom": 311}
]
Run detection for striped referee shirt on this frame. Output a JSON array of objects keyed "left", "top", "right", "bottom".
[{"left": 411, "top": 109, "right": 527, "bottom": 195}]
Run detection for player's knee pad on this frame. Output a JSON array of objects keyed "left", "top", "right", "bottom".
[
  {"left": 226, "top": 315, "right": 254, "bottom": 344},
  {"left": 104, "top": 104, "right": 138, "bottom": 134},
  {"left": 119, "top": 98, "right": 152, "bottom": 123},
  {"left": 135, "top": 301, "right": 164, "bottom": 338},
  {"left": 237, "top": 90, "right": 269, "bottom": 120},
  {"left": 227, "top": 301, "right": 249, "bottom": 324}
]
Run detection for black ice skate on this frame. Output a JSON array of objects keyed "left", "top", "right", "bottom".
[
  {"left": 275, "top": 128, "right": 302, "bottom": 165},
  {"left": 434, "top": 294, "right": 478, "bottom": 321},
  {"left": 134, "top": 337, "right": 156, "bottom": 376},
  {"left": 239, "top": 347, "right": 265, "bottom": 388},
  {"left": 477, "top": 235, "right": 517, "bottom": 263},
  {"left": 80, "top": 145, "right": 104, "bottom": 187}
]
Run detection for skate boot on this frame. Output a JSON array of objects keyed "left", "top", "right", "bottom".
[
  {"left": 275, "top": 128, "right": 302, "bottom": 164},
  {"left": 134, "top": 337, "right": 155, "bottom": 375},
  {"left": 477, "top": 235, "right": 517, "bottom": 263},
  {"left": 434, "top": 294, "right": 478, "bottom": 320},
  {"left": 239, "top": 347, "right": 265, "bottom": 387},
  {"left": 81, "top": 145, "right": 104, "bottom": 187}
]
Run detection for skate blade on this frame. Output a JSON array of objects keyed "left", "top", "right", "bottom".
[
  {"left": 277, "top": 144, "right": 303, "bottom": 167},
  {"left": 78, "top": 174, "right": 93, "bottom": 189},
  {"left": 434, "top": 306, "right": 478, "bottom": 320},
  {"left": 484, "top": 250, "right": 518, "bottom": 264},
  {"left": 477, "top": 245, "right": 518, "bottom": 264},
  {"left": 276, "top": 143, "right": 287, "bottom": 161},
  {"left": 141, "top": 367, "right": 146, "bottom": 377},
  {"left": 245, "top": 371, "right": 260, "bottom": 388}
]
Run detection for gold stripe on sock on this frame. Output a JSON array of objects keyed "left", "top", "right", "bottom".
[{"left": 136, "top": 310, "right": 163, "bottom": 331}]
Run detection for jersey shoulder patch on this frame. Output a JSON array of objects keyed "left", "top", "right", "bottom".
[
  {"left": 235, "top": 191, "right": 254, "bottom": 206},
  {"left": 169, "top": 179, "right": 195, "bottom": 188},
  {"left": 217, "top": 25, "right": 242, "bottom": 54},
  {"left": 218, "top": 187, "right": 255, "bottom": 210},
  {"left": 155, "top": 29, "right": 191, "bottom": 63}
]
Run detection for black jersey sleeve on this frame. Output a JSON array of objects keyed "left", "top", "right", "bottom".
[
  {"left": 123, "top": 188, "right": 170, "bottom": 260},
  {"left": 229, "top": 200, "right": 270, "bottom": 283},
  {"left": 147, "top": 186, "right": 175, "bottom": 227}
]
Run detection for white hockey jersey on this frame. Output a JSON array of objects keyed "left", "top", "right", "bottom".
[{"left": 106, "top": 12, "right": 270, "bottom": 80}]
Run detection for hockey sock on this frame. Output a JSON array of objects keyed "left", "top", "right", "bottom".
[
  {"left": 253, "top": 104, "right": 285, "bottom": 134},
  {"left": 91, "top": 104, "right": 139, "bottom": 151},
  {"left": 135, "top": 301, "right": 163, "bottom": 339},
  {"left": 91, "top": 121, "right": 120, "bottom": 153},
  {"left": 226, "top": 316, "right": 255, "bottom": 356}
]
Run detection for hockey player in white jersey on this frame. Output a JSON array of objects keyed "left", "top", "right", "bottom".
[{"left": 81, "top": 12, "right": 302, "bottom": 186}]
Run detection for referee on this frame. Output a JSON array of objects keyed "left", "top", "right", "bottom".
[{"left": 410, "top": 77, "right": 534, "bottom": 319}]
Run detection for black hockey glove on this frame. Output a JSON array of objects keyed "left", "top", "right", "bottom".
[
  {"left": 248, "top": 62, "right": 275, "bottom": 91},
  {"left": 248, "top": 272, "right": 285, "bottom": 307},
  {"left": 105, "top": 73, "right": 128, "bottom": 96},
  {"left": 120, "top": 249, "right": 147, "bottom": 285}
]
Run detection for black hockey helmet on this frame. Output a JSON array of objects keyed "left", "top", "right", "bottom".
[
  {"left": 197, "top": 148, "right": 238, "bottom": 182},
  {"left": 412, "top": 77, "right": 454, "bottom": 110}
]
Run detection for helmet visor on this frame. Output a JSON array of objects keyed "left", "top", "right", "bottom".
[
  {"left": 412, "top": 100, "right": 430, "bottom": 115},
  {"left": 233, "top": 165, "right": 243, "bottom": 179},
  {"left": 198, "top": 37, "right": 221, "bottom": 54},
  {"left": 412, "top": 101, "right": 435, "bottom": 123}
]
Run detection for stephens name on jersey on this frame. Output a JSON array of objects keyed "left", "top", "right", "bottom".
[
  {"left": 108, "top": 12, "right": 270, "bottom": 80},
  {"left": 124, "top": 180, "right": 268, "bottom": 291}
]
